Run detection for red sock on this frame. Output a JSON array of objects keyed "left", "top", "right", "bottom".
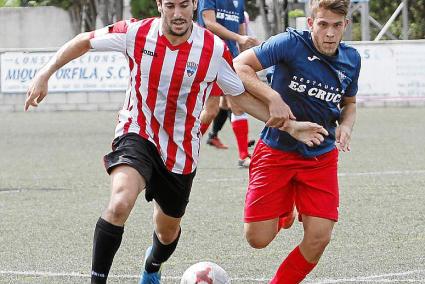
[
  {"left": 200, "top": 122, "right": 210, "bottom": 135},
  {"left": 231, "top": 119, "right": 249, "bottom": 159},
  {"left": 270, "top": 246, "right": 317, "bottom": 284}
]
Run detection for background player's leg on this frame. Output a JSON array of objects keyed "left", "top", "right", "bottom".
[
  {"left": 270, "top": 216, "right": 334, "bottom": 283},
  {"left": 231, "top": 112, "right": 250, "bottom": 166},
  {"left": 228, "top": 96, "right": 251, "bottom": 167},
  {"left": 91, "top": 165, "right": 146, "bottom": 284},
  {"left": 143, "top": 202, "right": 182, "bottom": 273},
  {"left": 200, "top": 96, "right": 220, "bottom": 135},
  {"left": 207, "top": 96, "right": 229, "bottom": 149}
]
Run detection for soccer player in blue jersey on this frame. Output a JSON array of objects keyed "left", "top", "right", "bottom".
[
  {"left": 233, "top": 0, "right": 361, "bottom": 282},
  {"left": 197, "top": 0, "right": 260, "bottom": 168}
]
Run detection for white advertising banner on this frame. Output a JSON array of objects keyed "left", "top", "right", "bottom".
[
  {"left": 1, "top": 41, "right": 425, "bottom": 100},
  {"left": 1, "top": 51, "right": 129, "bottom": 93},
  {"left": 352, "top": 41, "right": 425, "bottom": 100}
]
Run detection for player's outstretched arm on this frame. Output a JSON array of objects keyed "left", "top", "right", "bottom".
[
  {"left": 229, "top": 92, "right": 328, "bottom": 147},
  {"left": 24, "top": 32, "right": 92, "bottom": 111},
  {"left": 281, "top": 120, "right": 329, "bottom": 147}
]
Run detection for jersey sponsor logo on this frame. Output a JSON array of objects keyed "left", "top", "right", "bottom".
[
  {"left": 216, "top": 11, "right": 240, "bottom": 23},
  {"left": 289, "top": 76, "right": 344, "bottom": 104},
  {"left": 307, "top": 55, "right": 320, "bottom": 62},
  {"left": 186, "top": 61, "right": 198, "bottom": 77},
  {"left": 142, "top": 49, "right": 157, "bottom": 57}
]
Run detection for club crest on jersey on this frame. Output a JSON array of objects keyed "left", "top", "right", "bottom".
[
  {"left": 186, "top": 62, "right": 198, "bottom": 77},
  {"left": 336, "top": 70, "right": 347, "bottom": 83},
  {"left": 233, "top": 0, "right": 239, "bottom": 8}
]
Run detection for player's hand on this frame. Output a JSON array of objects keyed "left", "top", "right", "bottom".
[
  {"left": 336, "top": 124, "right": 352, "bottom": 152},
  {"left": 265, "top": 94, "right": 296, "bottom": 128},
  {"left": 24, "top": 71, "right": 49, "bottom": 111},
  {"left": 281, "top": 120, "right": 329, "bottom": 147},
  {"left": 237, "top": 35, "right": 258, "bottom": 48}
]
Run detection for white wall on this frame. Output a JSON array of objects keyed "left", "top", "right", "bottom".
[{"left": 0, "top": 7, "right": 74, "bottom": 48}]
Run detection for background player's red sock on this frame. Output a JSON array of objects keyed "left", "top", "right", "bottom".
[
  {"left": 270, "top": 246, "right": 316, "bottom": 284},
  {"left": 231, "top": 114, "right": 249, "bottom": 160},
  {"left": 200, "top": 122, "right": 210, "bottom": 135}
]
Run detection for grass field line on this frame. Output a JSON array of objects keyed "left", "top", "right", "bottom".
[
  {"left": 312, "top": 269, "right": 425, "bottom": 283},
  {"left": 0, "top": 270, "right": 267, "bottom": 281},
  {"left": 1, "top": 269, "right": 424, "bottom": 283},
  {"left": 203, "top": 169, "right": 425, "bottom": 182}
]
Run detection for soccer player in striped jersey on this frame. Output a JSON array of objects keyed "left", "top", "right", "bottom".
[
  {"left": 24, "top": 0, "right": 328, "bottom": 283},
  {"left": 234, "top": 0, "right": 361, "bottom": 282}
]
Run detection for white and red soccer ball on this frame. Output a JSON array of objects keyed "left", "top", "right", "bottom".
[{"left": 180, "top": 261, "right": 230, "bottom": 284}]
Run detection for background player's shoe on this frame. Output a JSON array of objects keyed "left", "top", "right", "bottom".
[
  {"left": 238, "top": 156, "right": 251, "bottom": 168},
  {"left": 206, "top": 135, "right": 228, "bottom": 149},
  {"left": 139, "top": 246, "right": 161, "bottom": 284}
]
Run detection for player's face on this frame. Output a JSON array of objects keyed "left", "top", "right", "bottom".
[
  {"left": 308, "top": 7, "right": 348, "bottom": 56},
  {"left": 158, "top": 0, "right": 197, "bottom": 37}
]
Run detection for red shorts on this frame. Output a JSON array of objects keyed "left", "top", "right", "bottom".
[{"left": 244, "top": 140, "right": 339, "bottom": 223}]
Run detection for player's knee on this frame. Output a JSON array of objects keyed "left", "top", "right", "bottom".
[
  {"left": 245, "top": 231, "right": 272, "bottom": 249},
  {"left": 303, "top": 232, "right": 331, "bottom": 253},
  {"left": 106, "top": 197, "right": 133, "bottom": 222},
  {"left": 229, "top": 103, "right": 244, "bottom": 116},
  {"left": 246, "top": 236, "right": 271, "bottom": 249},
  {"left": 156, "top": 227, "right": 180, "bottom": 245}
]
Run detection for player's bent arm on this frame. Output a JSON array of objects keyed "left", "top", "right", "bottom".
[
  {"left": 238, "top": 23, "right": 260, "bottom": 51},
  {"left": 40, "top": 32, "right": 92, "bottom": 79},
  {"left": 24, "top": 32, "right": 92, "bottom": 111},
  {"left": 229, "top": 92, "right": 328, "bottom": 147},
  {"left": 339, "top": 96, "right": 356, "bottom": 129},
  {"left": 233, "top": 49, "right": 295, "bottom": 127},
  {"left": 336, "top": 96, "right": 356, "bottom": 151},
  {"left": 228, "top": 92, "right": 269, "bottom": 122},
  {"left": 202, "top": 10, "right": 255, "bottom": 46}
]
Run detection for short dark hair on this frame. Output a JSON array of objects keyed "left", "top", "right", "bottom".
[{"left": 310, "top": 0, "right": 350, "bottom": 18}]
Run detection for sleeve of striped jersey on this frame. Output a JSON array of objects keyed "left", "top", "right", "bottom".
[
  {"left": 89, "top": 20, "right": 131, "bottom": 53},
  {"left": 216, "top": 46, "right": 245, "bottom": 96}
]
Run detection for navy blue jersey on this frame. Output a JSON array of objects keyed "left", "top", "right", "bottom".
[
  {"left": 253, "top": 28, "right": 361, "bottom": 157},
  {"left": 197, "top": 0, "right": 245, "bottom": 58}
]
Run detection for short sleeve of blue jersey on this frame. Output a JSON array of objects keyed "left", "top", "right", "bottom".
[
  {"left": 198, "top": 0, "right": 216, "bottom": 13},
  {"left": 239, "top": 1, "right": 245, "bottom": 24},
  {"left": 253, "top": 32, "right": 295, "bottom": 69},
  {"left": 345, "top": 53, "right": 361, "bottom": 97}
]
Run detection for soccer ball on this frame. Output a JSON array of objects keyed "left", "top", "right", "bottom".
[{"left": 180, "top": 261, "right": 231, "bottom": 284}]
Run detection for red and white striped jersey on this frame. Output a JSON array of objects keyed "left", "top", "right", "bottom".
[{"left": 89, "top": 18, "right": 245, "bottom": 174}]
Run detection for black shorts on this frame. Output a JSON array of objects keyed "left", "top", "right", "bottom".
[{"left": 103, "top": 133, "right": 196, "bottom": 218}]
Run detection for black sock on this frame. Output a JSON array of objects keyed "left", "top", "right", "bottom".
[
  {"left": 91, "top": 217, "right": 124, "bottom": 284},
  {"left": 210, "top": 108, "right": 229, "bottom": 137},
  {"left": 145, "top": 228, "right": 181, "bottom": 273}
]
